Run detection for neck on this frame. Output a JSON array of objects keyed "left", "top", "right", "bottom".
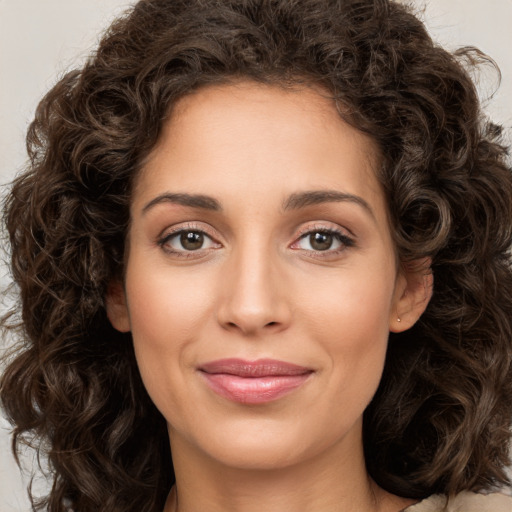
[{"left": 163, "top": 430, "right": 414, "bottom": 512}]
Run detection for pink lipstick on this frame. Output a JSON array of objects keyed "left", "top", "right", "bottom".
[{"left": 198, "top": 358, "right": 313, "bottom": 404}]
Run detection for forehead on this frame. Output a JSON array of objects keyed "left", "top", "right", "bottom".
[{"left": 134, "top": 81, "right": 385, "bottom": 216}]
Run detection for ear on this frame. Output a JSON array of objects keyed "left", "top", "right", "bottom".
[
  {"left": 105, "top": 281, "right": 131, "bottom": 333},
  {"left": 389, "top": 258, "right": 433, "bottom": 333}
]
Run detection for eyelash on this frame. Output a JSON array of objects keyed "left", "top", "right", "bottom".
[
  {"left": 157, "top": 223, "right": 220, "bottom": 259},
  {"left": 157, "top": 223, "right": 355, "bottom": 259},
  {"left": 291, "top": 224, "right": 355, "bottom": 257}
]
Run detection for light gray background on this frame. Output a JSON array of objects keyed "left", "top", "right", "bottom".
[{"left": 1, "top": 1, "right": 511, "bottom": 510}]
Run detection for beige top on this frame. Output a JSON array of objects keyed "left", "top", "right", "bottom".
[{"left": 403, "top": 491, "right": 512, "bottom": 511}]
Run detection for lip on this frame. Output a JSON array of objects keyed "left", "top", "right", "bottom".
[{"left": 198, "top": 358, "right": 313, "bottom": 404}]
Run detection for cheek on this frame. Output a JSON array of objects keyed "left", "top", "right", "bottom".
[
  {"left": 299, "top": 259, "right": 396, "bottom": 341},
  {"left": 125, "top": 258, "right": 213, "bottom": 343},
  {"left": 298, "top": 261, "right": 396, "bottom": 400},
  {"left": 123, "top": 259, "right": 215, "bottom": 406}
]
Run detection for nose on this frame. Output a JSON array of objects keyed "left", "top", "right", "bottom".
[{"left": 216, "top": 243, "right": 292, "bottom": 337}]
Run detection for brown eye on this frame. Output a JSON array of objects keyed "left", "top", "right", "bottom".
[
  {"left": 180, "top": 231, "right": 204, "bottom": 250},
  {"left": 309, "top": 232, "right": 334, "bottom": 251},
  {"left": 160, "top": 229, "right": 219, "bottom": 254},
  {"left": 292, "top": 228, "right": 354, "bottom": 254}
]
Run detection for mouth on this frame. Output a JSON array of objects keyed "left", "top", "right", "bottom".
[{"left": 198, "top": 358, "right": 314, "bottom": 404}]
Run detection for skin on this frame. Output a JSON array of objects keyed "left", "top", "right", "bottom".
[{"left": 107, "top": 81, "right": 432, "bottom": 512}]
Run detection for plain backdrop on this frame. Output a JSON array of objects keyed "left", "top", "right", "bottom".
[{"left": 1, "top": 1, "right": 511, "bottom": 510}]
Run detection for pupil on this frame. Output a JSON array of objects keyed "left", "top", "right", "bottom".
[
  {"left": 310, "top": 232, "right": 333, "bottom": 251},
  {"left": 180, "top": 231, "right": 204, "bottom": 250}
]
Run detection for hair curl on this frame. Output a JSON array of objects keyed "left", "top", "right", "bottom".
[{"left": 2, "top": 0, "right": 512, "bottom": 510}]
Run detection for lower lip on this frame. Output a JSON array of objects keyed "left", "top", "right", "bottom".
[{"left": 200, "top": 372, "right": 311, "bottom": 404}]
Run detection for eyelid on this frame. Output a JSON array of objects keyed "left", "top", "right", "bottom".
[
  {"left": 158, "top": 221, "right": 211, "bottom": 238},
  {"left": 293, "top": 222, "right": 354, "bottom": 241},
  {"left": 294, "top": 221, "right": 355, "bottom": 239},
  {"left": 157, "top": 222, "right": 222, "bottom": 254},
  {"left": 156, "top": 220, "right": 355, "bottom": 258},
  {"left": 290, "top": 222, "right": 356, "bottom": 254}
]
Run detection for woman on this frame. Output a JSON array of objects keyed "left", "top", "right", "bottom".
[{"left": 1, "top": 0, "right": 512, "bottom": 511}]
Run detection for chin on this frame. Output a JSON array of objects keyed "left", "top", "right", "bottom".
[
  {"left": 204, "top": 437, "right": 310, "bottom": 471},
  {"left": 176, "top": 413, "right": 355, "bottom": 472}
]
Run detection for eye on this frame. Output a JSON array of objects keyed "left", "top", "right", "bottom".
[
  {"left": 159, "top": 229, "right": 219, "bottom": 253},
  {"left": 292, "top": 228, "right": 354, "bottom": 253}
]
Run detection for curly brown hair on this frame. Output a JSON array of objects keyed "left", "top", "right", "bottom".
[{"left": 1, "top": 0, "right": 512, "bottom": 511}]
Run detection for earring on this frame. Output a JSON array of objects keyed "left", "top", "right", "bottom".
[{"left": 397, "top": 317, "right": 401, "bottom": 322}]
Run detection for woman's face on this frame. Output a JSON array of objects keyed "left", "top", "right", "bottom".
[{"left": 108, "top": 82, "right": 427, "bottom": 471}]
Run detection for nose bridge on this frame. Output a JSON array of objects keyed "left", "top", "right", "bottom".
[{"left": 216, "top": 232, "right": 290, "bottom": 335}]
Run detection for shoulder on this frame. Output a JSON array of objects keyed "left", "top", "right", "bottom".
[{"left": 403, "top": 491, "right": 512, "bottom": 512}]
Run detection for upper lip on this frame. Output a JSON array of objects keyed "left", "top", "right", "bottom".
[{"left": 199, "top": 358, "right": 313, "bottom": 377}]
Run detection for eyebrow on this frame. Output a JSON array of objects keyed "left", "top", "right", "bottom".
[
  {"left": 283, "top": 190, "right": 374, "bottom": 218},
  {"left": 141, "top": 189, "right": 374, "bottom": 218},
  {"left": 142, "top": 193, "right": 222, "bottom": 214}
]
